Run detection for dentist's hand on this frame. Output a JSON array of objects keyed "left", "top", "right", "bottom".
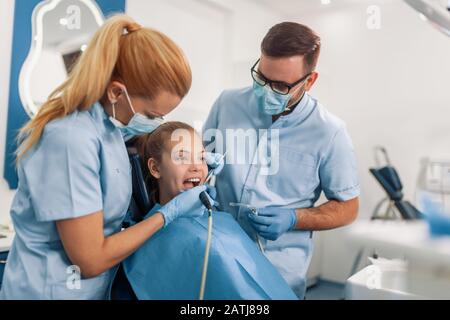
[
  {"left": 204, "top": 185, "right": 220, "bottom": 207},
  {"left": 158, "top": 185, "right": 215, "bottom": 227},
  {"left": 205, "top": 152, "right": 225, "bottom": 176},
  {"left": 248, "top": 207, "right": 297, "bottom": 241}
]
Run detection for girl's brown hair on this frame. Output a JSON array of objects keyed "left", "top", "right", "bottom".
[
  {"left": 17, "top": 14, "right": 192, "bottom": 161},
  {"left": 136, "top": 121, "right": 196, "bottom": 204}
]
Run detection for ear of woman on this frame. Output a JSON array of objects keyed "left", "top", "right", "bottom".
[{"left": 104, "top": 81, "right": 133, "bottom": 125}]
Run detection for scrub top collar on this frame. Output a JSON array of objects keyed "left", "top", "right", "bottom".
[
  {"left": 284, "top": 91, "right": 306, "bottom": 115},
  {"left": 89, "top": 101, "right": 116, "bottom": 130}
]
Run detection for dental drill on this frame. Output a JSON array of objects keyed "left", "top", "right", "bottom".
[
  {"left": 197, "top": 151, "right": 227, "bottom": 300},
  {"left": 198, "top": 191, "right": 213, "bottom": 300}
]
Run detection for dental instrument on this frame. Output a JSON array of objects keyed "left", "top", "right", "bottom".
[
  {"left": 197, "top": 150, "right": 227, "bottom": 300},
  {"left": 204, "top": 151, "right": 228, "bottom": 185},
  {"left": 198, "top": 191, "right": 213, "bottom": 300},
  {"left": 229, "top": 202, "right": 265, "bottom": 253}
]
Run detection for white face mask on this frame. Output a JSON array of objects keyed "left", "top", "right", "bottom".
[{"left": 109, "top": 88, "right": 164, "bottom": 141}]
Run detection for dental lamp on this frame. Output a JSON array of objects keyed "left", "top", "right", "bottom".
[{"left": 404, "top": 0, "right": 450, "bottom": 37}]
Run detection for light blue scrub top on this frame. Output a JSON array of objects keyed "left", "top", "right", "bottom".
[
  {"left": 0, "top": 102, "right": 131, "bottom": 300},
  {"left": 203, "top": 87, "right": 360, "bottom": 298}
]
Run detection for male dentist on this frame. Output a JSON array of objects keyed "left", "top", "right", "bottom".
[{"left": 203, "top": 22, "right": 360, "bottom": 299}]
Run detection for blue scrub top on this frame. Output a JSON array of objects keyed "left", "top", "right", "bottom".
[
  {"left": 0, "top": 102, "right": 131, "bottom": 300},
  {"left": 203, "top": 87, "right": 360, "bottom": 298}
]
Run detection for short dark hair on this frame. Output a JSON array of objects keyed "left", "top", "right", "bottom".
[{"left": 261, "top": 22, "right": 321, "bottom": 72}]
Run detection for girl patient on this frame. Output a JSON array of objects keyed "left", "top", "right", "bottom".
[{"left": 114, "top": 121, "right": 297, "bottom": 300}]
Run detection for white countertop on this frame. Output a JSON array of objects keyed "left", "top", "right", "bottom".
[
  {"left": 0, "top": 232, "right": 14, "bottom": 253},
  {"left": 347, "top": 220, "right": 450, "bottom": 266}
]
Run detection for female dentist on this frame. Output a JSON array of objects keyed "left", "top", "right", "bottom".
[{"left": 0, "top": 14, "right": 214, "bottom": 300}]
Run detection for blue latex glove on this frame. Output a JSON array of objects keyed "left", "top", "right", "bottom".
[
  {"left": 248, "top": 207, "right": 297, "bottom": 241},
  {"left": 158, "top": 185, "right": 215, "bottom": 227},
  {"left": 422, "top": 198, "right": 450, "bottom": 236},
  {"left": 205, "top": 152, "right": 225, "bottom": 176},
  {"left": 205, "top": 185, "right": 220, "bottom": 207}
]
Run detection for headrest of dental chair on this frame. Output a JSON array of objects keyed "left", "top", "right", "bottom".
[
  {"left": 370, "top": 166, "right": 404, "bottom": 201},
  {"left": 126, "top": 140, "right": 152, "bottom": 223}
]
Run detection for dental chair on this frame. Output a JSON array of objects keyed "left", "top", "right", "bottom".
[
  {"left": 111, "top": 139, "right": 152, "bottom": 300},
  {"left": 370, "top": 146, "right": 423, "bottom": 220},
  {"left": 123, "top": 140, "right": 153, "bottom": 225}
]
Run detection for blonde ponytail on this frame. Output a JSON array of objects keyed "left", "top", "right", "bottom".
[{"left": 17, "top": 14, "right": 191, "bottom": 161}]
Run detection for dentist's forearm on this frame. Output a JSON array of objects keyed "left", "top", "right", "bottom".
[
  {"left": 99, "top": 213, "right": 165, "bottom": 273},
  {"left": 57, "top": 211, "right": 165, "bottom": 278},
  {"left": 293, "top": 197, "right": 359, "bottom": 231}
]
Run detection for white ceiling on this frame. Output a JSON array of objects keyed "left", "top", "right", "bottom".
[{"left": 250, "top": 0, "right": 371, "bottom": 18}]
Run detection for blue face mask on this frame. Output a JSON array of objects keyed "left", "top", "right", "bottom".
[
  {"left": 253, "top": 81, "right": 292, "bottom": 116},
  {"left": 109, "top": 88, "right": 164, "bottom": 141}
]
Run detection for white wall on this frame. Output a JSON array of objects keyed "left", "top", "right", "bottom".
[
  {"left": 287, "top": 0, "right": 450, "bottom": 283},
  {"left": 126, "top": 0, "right": 283, "bottom": 128},
  {"left": 0, "top": 0, "right": 16, "bottom": 226}
]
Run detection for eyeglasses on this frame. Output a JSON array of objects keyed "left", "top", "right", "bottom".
[{"left": 251, "top": 59, "right": 311, "bottom": 95}]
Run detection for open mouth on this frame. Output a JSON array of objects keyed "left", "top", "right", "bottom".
[{"left": 183, "top": 177, "right": 201, "bottom": 188}]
